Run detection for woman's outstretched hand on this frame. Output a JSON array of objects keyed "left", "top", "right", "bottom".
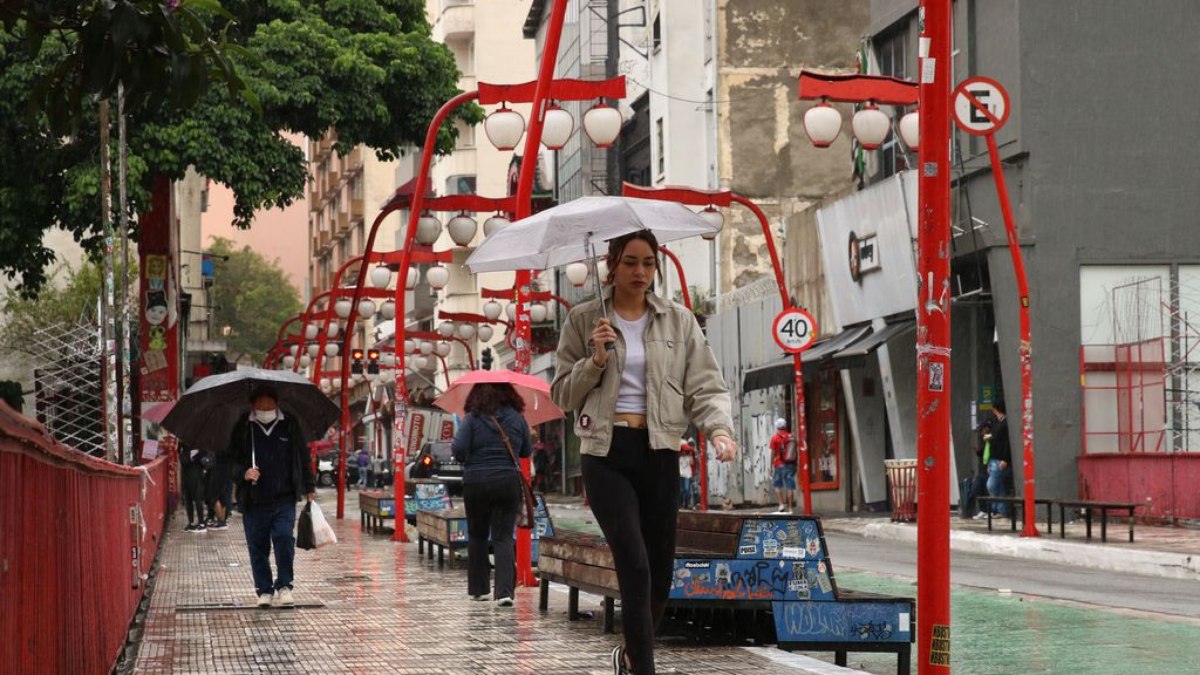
[{"left": 713, "top": 435, "right": 738, "bottom": 462}]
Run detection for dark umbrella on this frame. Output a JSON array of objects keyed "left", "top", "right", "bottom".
[{"left": 161, "top": 367, "right": 339, "bottom": 452}]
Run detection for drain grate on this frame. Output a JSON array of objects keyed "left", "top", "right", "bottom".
[
  {"left": 175, "top": 601, "right": 326, "bottom": 613},
  {"left": 325, "top": 573, "right": 373, "bottom": 585}
]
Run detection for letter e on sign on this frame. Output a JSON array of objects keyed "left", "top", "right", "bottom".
[{"left": 772, "top": 308, "right": 818, "bottom": 354}]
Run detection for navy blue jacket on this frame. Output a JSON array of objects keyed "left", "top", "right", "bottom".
[
  {"left": 451, "top": 407, "right": 533, "bottom": 483},
  {"left": 227, "top": 413, "right": 315, "bottom": 511}
]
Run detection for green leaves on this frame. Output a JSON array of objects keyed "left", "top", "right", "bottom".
[{"left": 205, "top": 237, "right": 301, "bottom": 362}]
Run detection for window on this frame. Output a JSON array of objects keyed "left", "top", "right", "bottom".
[
  {"left": 807, "top": 366, "right": 841, "bottom": 490},
  {"left": 652, "top": 13, "right": 662, "bottom": 53},
  {"left": 872, "top": 24, "right": 912, "bottom": 182},
  {"left": 655, "top": 117, "right": 665, "bottom": 178},
  {"left": 445, "top": 174, "right": 477, "bottom": 195}
]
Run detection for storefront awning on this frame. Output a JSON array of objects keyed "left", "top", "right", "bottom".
[
  {"left": 741, "top": 325, "right": 871, "bottom": 392},
  {"left": 831, "top": 320, "right": 915, "bottom": 368}
]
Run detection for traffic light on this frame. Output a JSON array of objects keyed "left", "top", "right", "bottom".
[
  {"left": 367, "top": 349, "right": 380, "bottom": 375},
  {"left": 351, "top": 348, "right": 364, "bottom": 375},
  {"left": 480, "top": 347, "right": 493, "bottom": 370}
]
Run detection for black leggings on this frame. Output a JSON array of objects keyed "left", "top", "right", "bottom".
[{"left": 582, "top": 427, "right": 680, "bottom": 675}]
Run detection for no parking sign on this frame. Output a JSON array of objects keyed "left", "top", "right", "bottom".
[{"left": 952, "top": 77, "right": 1010, "bottom": 135}]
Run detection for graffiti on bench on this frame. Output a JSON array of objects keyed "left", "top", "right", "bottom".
[
  {"left": 773, "top": 600, "right": 913, "bottom": 643},
  {"left": 405, "top": 482, "right": 451, "bottom": 517}
]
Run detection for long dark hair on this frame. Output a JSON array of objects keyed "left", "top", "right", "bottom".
[
  {"left": 605, "top": 229, "right": 664, "bottom": 287},
  {"left": 463, "top": 383, "right": 525, "bottom": 417}
]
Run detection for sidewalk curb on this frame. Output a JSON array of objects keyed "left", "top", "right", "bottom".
[{"left": 821, "top": 518, "right": 1200, "bottom": 581}]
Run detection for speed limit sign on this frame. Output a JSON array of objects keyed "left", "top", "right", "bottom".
[{"left": 772, "top": 308, "right": 818, "bottom": 353}]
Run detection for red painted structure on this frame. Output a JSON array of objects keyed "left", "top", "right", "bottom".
[{"left": 0, "top": 403, "right": 168, "bottom": 674}]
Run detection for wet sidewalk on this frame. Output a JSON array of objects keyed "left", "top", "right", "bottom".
[{"left": 131, "top": 493, "right": 859, "bottom": 675}]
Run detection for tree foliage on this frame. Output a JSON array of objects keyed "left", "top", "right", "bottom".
[
  {"left": 205, "top": 237, "right": 300, "bottom": 364},
  {"left": 0, "top": 0, "right": 477, "bottom": 296},
  {"left": 0, "top": 258, "right": 108, "bottom": 356}
]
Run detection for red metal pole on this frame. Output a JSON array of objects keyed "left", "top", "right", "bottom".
[
  {"left": 696, "top": 432, "right": 708, "bottom": 510},
  {"left": 657, "top": 246, "right": 692, "bottom": 309},
  {"left": 985, "top": 133, "right": 1039, "bottom": 538},
  {"left": 510, "top": 0, "right": 569, "bottom": 589},
  {"left": 916, "top": 1, "right": 953, "bottom": 672},
  {"left": 391, "top": 90, "right": 480, "bottom": 542}
]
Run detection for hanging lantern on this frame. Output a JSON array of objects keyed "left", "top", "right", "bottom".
[
  {"left": 304, "top": 324, "right": 319, "bottom": 340},
  {"left": 899, "top": 109, "right": 920, "bottom": 150},
  {"left": 289, "top": 344, "right": 299, "bottom": 356},
  {"left": 482, "top": 300, "right": 503, "bottom": 321},
  {"left": 320, "top": 377, "right": 331, "bottom": 390},
  {"left": 307, "top": 343, "right": 320, "bottom": 358},
  {"left": 326, "top": 324, "right": 339, "bottom": 339},
  {"left": 803, "top": 100, "right": 843, "bottom": 148},
  {"left": 582, "top": 102, "right": 622, "bottom": 147},
  {"left": 380, "top": 300, "right": 396, "bottom": 320},
  {"left": 447, "top": 212, "right": 478, "bottom": 247},
  {"left": 282, "top": 355, "right": 296, "bottom": 369},
  {"left": 437, "top": 321, "right": 456, "bottom": 338},
  {"left": 404, "top": 338, "right": 416, "bottom": 354},
  {"left": 357, "top": 298, "right": 376, "bottom": 319},
  {"left": 334, "top": 298, "right": 353, "bottom": 319},
  {"left": 597, "top": 259, "right": 610, "bottom": 283},
  {"left": 435, "top": 342, "right": 452, "bottom": 357},
  {"left": 541, "top": 102, "right": 575, "bottom": 150},
  {"left": 458, "top": 323, "right": 477, "bottom": 340},
  {"left": 700, "top": 206, "right": 724, "bottom": 241},
  {"left": 412, "top": 355, "right": 428, "bottom": 370},
  {"left": 415, "top": 212, "right": 442, "bottom": 246},
  {"left": 369, "top": 265, "right": 392, "bottom": 289},
  {"left": 851, "top": 103, "right": 891, "bottom": 150},
  {"left": 565, "top": 261, "right": 589, "bottom": 287},
  {"left": 381, "top": 353, "right": 396, "bottom": 366},
  {"left": 530, "top": 303, "right": 549, "bottom": 323},
  {"left": 484, "top": 104, "right": 525, "bottom": 150},
  {"left": 505, "top": 302, "right": 517, "bottom": 320},
  {"left": 299, "top": 354, "right": 312, "bottom": 368},
  {"left": 325, "top": 343, "right": 340, "bottom": 358},
  {"left": 419, "top": 341, "right": 434, "bottom": 355},
  {"left": 477, "top": 325, "right": 494, "bottom": 342},
  {"left": 425, "top": 265, "right": 450, "bottom": 290},
  {"left": 406, "top": 267, "right": 418, "bottom": 290},
  {"left": 483, "top": 214, "right": 511, "bottom": 237}
]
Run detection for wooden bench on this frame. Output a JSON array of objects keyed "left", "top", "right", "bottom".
[
  {"left": 977, "top": 496, "right": 1056, "bottom": 534},
  {"left": 417, "top": 507, "right": 469, "bottom": 567},
  {"left": 405, "top": 479, "right": 452, "bottom": 525},
  {"left": 537, "top": 511, "right": 915, "bottom": 673},
  {"left": 1057, "top": 500, "right": 1139, "bottom": 543},
  {"left": 358, "top": 491, "right": 397, "bottom": 534}
]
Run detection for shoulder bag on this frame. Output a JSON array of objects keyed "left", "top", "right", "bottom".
[{"left": 490, "top": 414, "right": 537, "bottom": 529}]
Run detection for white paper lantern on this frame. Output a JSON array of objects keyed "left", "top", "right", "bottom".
[
  {"left": 299, "top": 354, "right": 312, "bottom": 368},
  {"left": 438, "top": 321, "right": 456, "bottom": 337},
  {"left": 851, "top": 103, "right": 890, "bottom": 150},
  {"left": 700, "top": 206, "right": 724, "bottom": 241},
  {"left": 484, "top": 105, "right": 525, "bottom": 150},
  {"left": 457, "top": 323, "right": 477, "bottom": 340},
  {"left": 289, "top": 344, "right": 299, "bottom": 356},
  {"left": 435, "top": 342, "right": 452, "bottom": 357},
  {"left": 477, "top": 325, "right": 494, "bottom": 342},
  {"left": 415, "top": 213, "right": 442, "bottom": 246},
  {"left": 381, "top": 353, "right": 396, "bottom": 366},
  {"left": 482, "top": 300, "right": 503, "bottom": 321},
  {"left": 530, "top": 303, "right": 548, "bottom": 323},
  {"left": 412, "top": 355, "right": 428, "bottom": 370},
  {"left": 565, "top": 261, "right": 589, "bottom": 287},
  {"left": 283, "top": 355, "right": 296, "bottom": 369},
  {"left": 541, "top": 103, "right": 575, "bottom": 150},
  {"left": 406, "top": 267, "right": 418, "bottom": 290},
  {"left": 899, "top": 109, "right": 920, "bottom": 150},
  {"left": 419, "top": 341, "right": 434, "bottom": 355},
  {"left": 304, "top": 324, "right": 319, "bottom": 340},
  {"left": 334, "top": 298, "right": 353, "bottom": 319},
  {"left": 505, "top": 302, "right": 517, "bottom": 320},
  {"left": 325, "top": 343, "right": 340, "bottom": 357},
  {"left": 582, "top": 103, "right": 622, "bottom": 148},
  {"left": 326, "top": 323, "right": 339, "bottom": 339},
  {"left": 380, "top": 300, "right": 396, "bottom": 320},
  {"left": 425, "top": 265, "right": 450, "bottom": 290},
  {"left": 320, "top": 377, "right": 331, "bottom": 390},
  {"left": 357, "top": 299, "right": 376, "bottom": 319},
  {"left": 483, "top": 215, "right": 511, "bottom": 237},
  {"left": 447, "top": 213, "right": 477, "bottom": 247},
  {"left": 404, "top": 338, "right": 416, "bottom": 354},
  {"left": 803, "top": 100, "right": 842, "bottom": 148},
  {"left": 597, "top": 259, "right": 610, "bottom": 284},
  {"left": 369, "top": 265, "right": 392, "bottom": 289},
  {"left": 307, "top": 343, "right": 320, "bottom": 358}
]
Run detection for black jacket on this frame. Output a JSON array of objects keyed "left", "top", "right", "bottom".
[
  {"left": 227, "top": 413, "right": 315, "bottom": 511},
  {"left": 989, "top": 416, "right": 1013, "bottom": 464},
  {"left": 451, "top": 406, "right": 532, "bottom": 483}
]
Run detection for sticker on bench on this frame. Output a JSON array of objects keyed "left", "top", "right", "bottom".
[
  {"left": 669, "top": 558, "right": 836, "bottom": 602},
  {"left": 772, "top": 600, "right": 913, "bottom": 643}
]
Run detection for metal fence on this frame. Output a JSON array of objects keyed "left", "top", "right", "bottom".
[{"left": 0, "top": 402, "right": 169, "bottom": 675}]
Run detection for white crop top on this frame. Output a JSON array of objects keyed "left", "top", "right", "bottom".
[{"left": 614, "top": 310, "right": 651, "bottom": 414}]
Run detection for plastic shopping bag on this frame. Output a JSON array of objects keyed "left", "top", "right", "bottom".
[
  {"left": 310, "top": 500, "right": 338, "bottom": 548},
  {"left": 296, "top": 502, "right": 317, "bottom": 550}
]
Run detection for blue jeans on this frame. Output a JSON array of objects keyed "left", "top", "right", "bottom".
[
  {"left": 679, "top": 477, "right": 694, "bottom": 508},
  {"left": 986, "top": 460, "right": 1012, "bottom": 517},
  {"left": 242, "top": 501, "right": 297, "bottom": 596}
]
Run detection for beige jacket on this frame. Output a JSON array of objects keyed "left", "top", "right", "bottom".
[{"left": 551, "top": 288, "right": 734, "bottom": 457}]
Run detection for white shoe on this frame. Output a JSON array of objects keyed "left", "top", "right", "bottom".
[
  {"left": 470, "top": 594, "right": 489, "bottom": 602},
  {"left": 972, "top": 511, "right": 988, "bottom": 520},
  {"left": 277, "top": 587, "right": 295, "bottom": 606},
  {"left": 495, "top": 596, "right": 514, "bottom": 608},
  {"left": 256, "top": 593, "right": 273, "bottom": 608}
]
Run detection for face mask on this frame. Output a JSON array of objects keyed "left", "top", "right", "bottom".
[{"left": 254, "top": 409, "right": 278, "bottom": 424}]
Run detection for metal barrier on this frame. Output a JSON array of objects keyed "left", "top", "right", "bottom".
[{"left": 0, "top": 403, "right": 169, "bottom": 675}]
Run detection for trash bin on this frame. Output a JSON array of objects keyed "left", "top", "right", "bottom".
[{"left": 884, "top": 459, "right": 918, "bottom": 522}]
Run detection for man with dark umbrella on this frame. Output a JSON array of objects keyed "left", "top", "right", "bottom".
[{"left": 229, "top": 385, "right": 316, "bottom": 608}]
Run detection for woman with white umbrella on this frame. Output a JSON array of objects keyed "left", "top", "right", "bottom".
[{"left": 551, "top": 230, "right": 738, "bottom": 675}]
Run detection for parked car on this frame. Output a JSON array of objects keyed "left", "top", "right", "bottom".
[
  {"left": 407, "top": 440, "right": 463, "bottom": 493},
  {"left": 316, "top": 457, "right": 362, "bottom": 488}
]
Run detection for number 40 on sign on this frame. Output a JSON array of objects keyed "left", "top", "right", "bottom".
[{"left": 772, "top": 308, "right": 818, "bottom": 354}]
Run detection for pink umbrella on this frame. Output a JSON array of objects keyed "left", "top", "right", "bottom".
[{"left": 433, "top": 370, "right": 564, "bottom": 426}]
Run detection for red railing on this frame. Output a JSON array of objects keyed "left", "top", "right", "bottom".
[{"left": 0, "top": 403, "right": 169, "bottom": 675}]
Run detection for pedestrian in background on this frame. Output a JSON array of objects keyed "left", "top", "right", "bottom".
[
  {"left": 531, "top": 430, "right": 550, "bottom": 492},
  {"left": 452, "top": 382, "right": 531, "bottom": 607},
  {"left": 552, "top": 229, "right": 738, "bottom": 675},
  {"left": 204, "top": 450, "right": 232, "bottom": 530},
  {"left": 986, "top": 400, "right": 1014, "bottom": 518},
  {"left": 181, "top": 445, "right": 209, "bottom": 533},
  {"left": 966, "top": 419, "right": 993, "bottom": 519},
  {"left": 355, "top": 447, "right": 370, "bottom": 489},
  {"left": 229, "top": 386, "right": 316, "bottom": 608},
  {"left": 769, "top": 418, "right": 796, "bottom": 514},
  {"left": 678, "top": 439, "right": 695, "bottom": 509}
]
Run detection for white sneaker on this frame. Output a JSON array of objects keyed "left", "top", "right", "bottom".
[
  {"left": 277, "top": 587, "right": 295, "bottom": 606},
  {"left": 470, "top": 594, "right": 489, "bottom": 602},
  {"left": 972, "top": 511, "right": 988, "bottom": 520},
  {"left": 495, "top": 596, "right": 514, "bottom": 608},
  {"left": 256, "top": 593, "right": 273, "bottom": 608}
]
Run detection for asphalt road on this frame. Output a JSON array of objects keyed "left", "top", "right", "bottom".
[{"left": 823, "top": 531, "right": 1200, "bottom": 621}]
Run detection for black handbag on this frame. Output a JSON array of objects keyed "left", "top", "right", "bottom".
[
  {"left": 491, "top": 415, "right": 537, "bottom": 529},
  {"left": 296, "top": 501, "right": 317, "bottom": 550}
]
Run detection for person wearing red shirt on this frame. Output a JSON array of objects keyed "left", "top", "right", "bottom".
[{"left": 769, "top": 418, "right": 796, "bottom": 513}]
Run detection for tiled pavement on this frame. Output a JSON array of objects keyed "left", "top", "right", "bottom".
[{"left": 132, "top": 493, "right": 853, "bottom": 675}]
